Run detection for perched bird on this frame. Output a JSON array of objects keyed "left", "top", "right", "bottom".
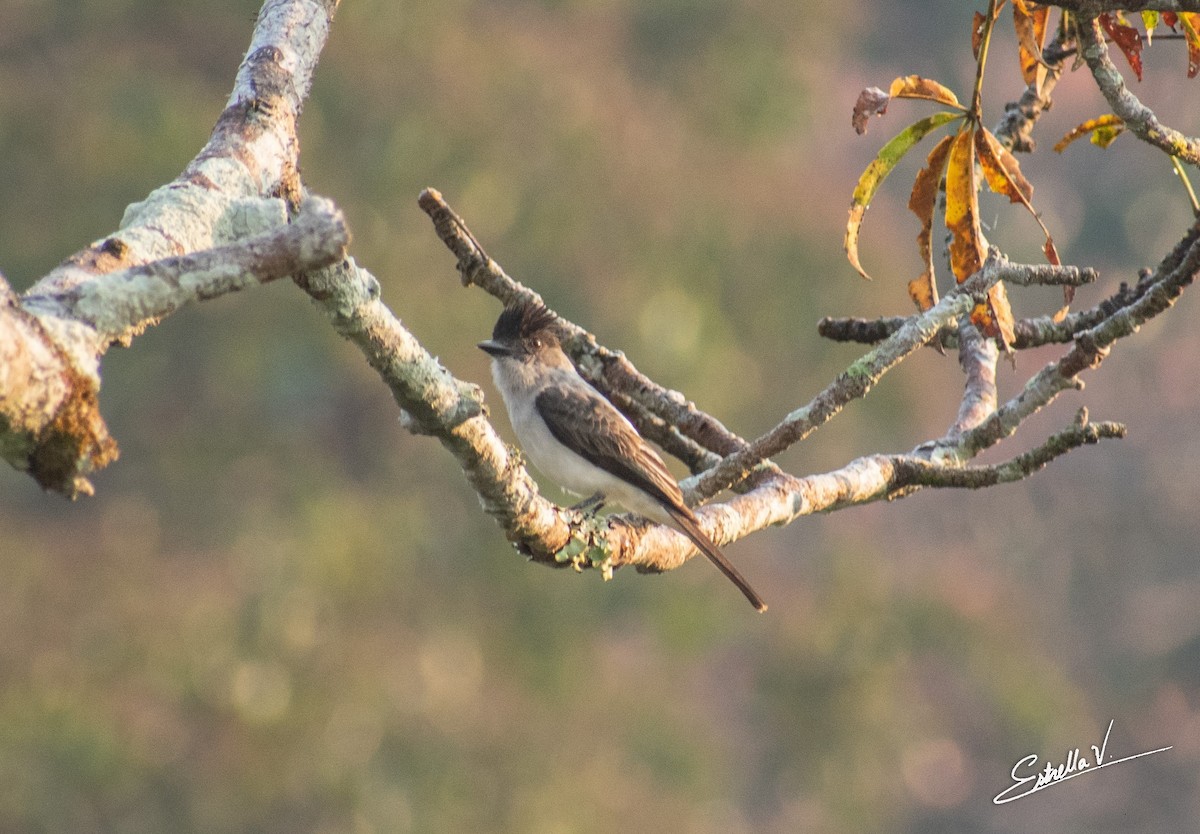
[{"left": 478, "top": 299, "right": 766, "bottom": 611}]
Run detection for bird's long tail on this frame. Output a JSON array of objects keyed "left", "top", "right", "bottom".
[{"left": 666, "top": 506, "right": 767, "bottom": 612}]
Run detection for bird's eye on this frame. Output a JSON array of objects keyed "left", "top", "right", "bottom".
[{"left": 530, "top": 338, "right": 541, "bottom": 350}]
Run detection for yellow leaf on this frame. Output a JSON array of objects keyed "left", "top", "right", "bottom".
[
  {"left": 1179, "top": 13, "right": 1200, "bottom": 78},
  {"left": 945, "top": 126, "right": 986, "bottom": 283},
  {"left": 1142, "top": 10, "right": 1159, "bottom": 45},
  {"left": 846, "top": 204, "right": 870, "bottom": 280},
  {"left": 1054, "top": 115, "right": 1126, "bottom": 153}
]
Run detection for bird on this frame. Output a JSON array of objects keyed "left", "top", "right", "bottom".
[{"left": 478, "top": 298, "right": 766, "bottom": 611}]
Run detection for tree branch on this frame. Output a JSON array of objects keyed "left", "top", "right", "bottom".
[
  {"left": 899, "top": 409, "right": 1127, "bottom": 489},
  {"left": 692, "top": 255, "right": 1092, "bottom": 498},
  {"left": 819, "top": 259, "right": 1151, "bottom": 353},
  {"left": 614, "top": 409, "right": 1126, "bottom": 575},
  {"left": 24, "top": 198, "right": 348, "bottom": 347},
  {"left": 933, "top": 224, "right": 1200, "bottom": 464},
  {"left": 1052, "top": 1, "right": 1200, "bottom": 14},
  {"left": 946, "top": 321, "right": 999, "bottom": 437},
  {"left": 1077, "top": 14, "right": 1200, "bottom": 166},
  {"left": 0, "top": 0, "right": 340, "bottom": 497}
]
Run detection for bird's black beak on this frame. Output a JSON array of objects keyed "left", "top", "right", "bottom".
[{"left": 477, "top": 339, "right": 510, "bottom": 357}]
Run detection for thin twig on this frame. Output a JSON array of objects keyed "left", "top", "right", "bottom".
[
  {"left": 1172, "top": 155, "right": 1200, "bottom": 216},
  {"left": 898, "top": 410, "right": 1127, "bottom": 490}
]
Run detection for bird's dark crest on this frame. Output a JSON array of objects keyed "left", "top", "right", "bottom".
[{"left": 493, "top": 299, "right": 560, "bottom": 342}]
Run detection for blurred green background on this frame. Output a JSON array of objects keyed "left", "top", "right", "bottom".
[{"left": 2, "top": 1, "right": 1199, "bottom": 831}]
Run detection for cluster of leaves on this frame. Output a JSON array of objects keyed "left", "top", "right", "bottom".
[
  {"left": 1097, "top": 10, "right": 1200, "bottom": 81},
  {"left": 846, "top": 1, "right": 1060, "bottom": 349},
  {"left": 844, "top": 2, "right": 1200, "bottom": 351},
  {"left": 982, "top": 0, "right": 1052, "bottom": 95}
]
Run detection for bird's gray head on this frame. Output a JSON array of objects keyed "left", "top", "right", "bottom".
[{"left": 478, "top": 300, "right": 567, "bottom": 364}]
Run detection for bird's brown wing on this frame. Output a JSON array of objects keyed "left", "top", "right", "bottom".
[
  {"left": 534, "top": 385, "right": 683, "bottom": 508},
  {"left": 536, "top": 384, "right": 768, "bottom": 612}
]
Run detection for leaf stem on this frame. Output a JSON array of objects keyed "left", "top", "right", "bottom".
[
  {"left": 1172, "top": 155, "right": 1200, "bottom": 217},
  {"left": 972, "top": 0, "right": 1002, "bottom": 120}
]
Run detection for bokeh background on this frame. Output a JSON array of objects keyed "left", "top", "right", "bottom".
[{"left": 2, "top": 1, "right": 1199, "bottom": 831}]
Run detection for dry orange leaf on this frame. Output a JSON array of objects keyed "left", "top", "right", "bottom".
[
  {"left": 1013, "top": 0, "right": 1050, "bottom": 92},
  {"left": 907, "top": 134, "right": 954, "bottom": 311},
  {"left": 971, "top": 281, "right": 1017, "bottom": 351},
  {"left": 975, "top": 128, "right": 1034, "bottom": 204},
  {"left": 887, "top": 75, "right": 966, "bottom": 110}
]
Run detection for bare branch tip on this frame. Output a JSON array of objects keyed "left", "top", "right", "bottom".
[{"left": 417, "top": 187, "right": 444, "bottom": 213}]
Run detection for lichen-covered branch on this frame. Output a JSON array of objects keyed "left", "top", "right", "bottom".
[
  {"left": 292, "top": 257, "right": 586, "bottom": 563},
  {"left": 1077, "top": 14, "right": 1200, "bottom": 166},
  {"left": 818, "top": 259, "right": 1144, "bottom": 352},
  {"left": 1054, "top": 1, "right": 1200, "bottom": 14},
  {"left": 900, "top": 409, "right": 1126, "bottom": 489},
  {"left": 611, "top": 411, "right": 1125, "bottom": 575},
  {"left": 408, "top": 191, "right": 1154, "bottom": 581},
  {"left": 23, "top": 198, "right": 347, "bottom": 348},
  {"left": 0, "top": 0, "right": 340, "bottom": 497},
  {"left": 932, "top": 225, "right": 1200, "bottom": 465}
]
